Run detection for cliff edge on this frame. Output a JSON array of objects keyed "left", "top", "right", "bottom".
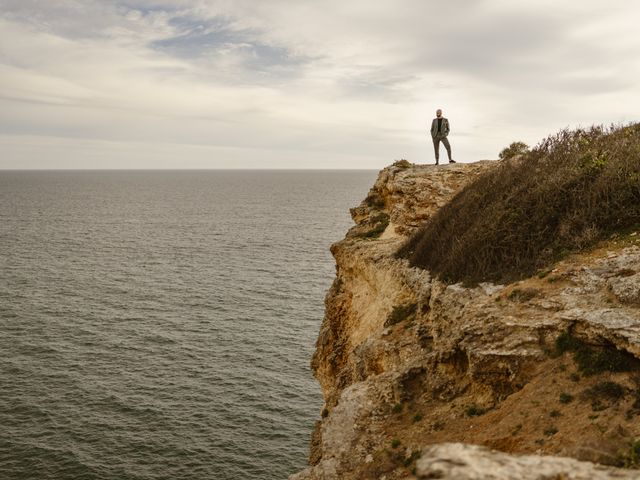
[{"left": 292, "top": 160, "right": 640, "bottom": 479}]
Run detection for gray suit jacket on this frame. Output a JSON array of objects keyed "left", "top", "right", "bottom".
[{"left": 431, "top": 117, "right": 450, "bottom": 138}]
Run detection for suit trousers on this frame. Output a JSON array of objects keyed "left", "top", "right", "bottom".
[{"left": 433, "top": 136, "right": 452, "bottom": 161}]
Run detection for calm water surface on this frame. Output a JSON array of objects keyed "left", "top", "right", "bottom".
[{"left": 0, "top": 170, "right": 377, "bottom": 479}]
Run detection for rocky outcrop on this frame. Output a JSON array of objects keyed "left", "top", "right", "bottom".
[
  {"left": 415, "top": 443, "right": 640, "bottom": 479},
  {"left": 292, "top": 161, "right": 640, "bottom": 479}
]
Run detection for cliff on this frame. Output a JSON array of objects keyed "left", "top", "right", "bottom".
[{"left": 292, "top": 160, "right": 640, "bottom": 479}]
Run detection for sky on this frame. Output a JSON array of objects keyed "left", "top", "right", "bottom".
[{"left": 1, "top": 1, "right": 639, "bottom": 169}]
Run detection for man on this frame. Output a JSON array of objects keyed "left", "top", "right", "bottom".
[{"left": 430, "top": 109, "right": 455, "bottom": 165}]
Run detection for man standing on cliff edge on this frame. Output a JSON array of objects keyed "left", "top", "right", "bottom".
[{"left": 431, "top": 109, "right": 455, "bottom": 165}]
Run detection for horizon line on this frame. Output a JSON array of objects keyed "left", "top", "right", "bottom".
[{"left": 0, "top": 167, "right": 382, "bottom": 172}]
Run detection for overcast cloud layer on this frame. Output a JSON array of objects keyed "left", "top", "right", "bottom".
[{"left": 1, "top": 1, "right": 639, "bottom": 169}]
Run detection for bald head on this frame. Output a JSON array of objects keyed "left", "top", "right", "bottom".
[{"left": 436, "top": 109, "right": 443, "bottom": 118}]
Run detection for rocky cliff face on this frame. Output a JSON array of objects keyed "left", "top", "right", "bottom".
[{"left": 292, "top": 161, "right": 640, "bottom": 479}]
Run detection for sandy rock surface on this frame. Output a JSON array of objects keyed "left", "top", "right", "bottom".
[{"left": 416, "top": 443, "right": 640, "bottom": 479}]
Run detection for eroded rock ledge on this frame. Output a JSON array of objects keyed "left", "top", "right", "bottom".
[
  {"left": 292, "top": 161, "right": 640, "bottom": 479},
  {"left": 415, "top": 443, "right": 640, "bottom": 479}
]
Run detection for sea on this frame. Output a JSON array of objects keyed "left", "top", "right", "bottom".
[{"left": 0, "top": 170, "right": 378, "bottom": 480}]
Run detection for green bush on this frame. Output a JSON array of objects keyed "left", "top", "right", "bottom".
[
  {"left": 384, "top": 303, "right": 417, "bottom": 327},
  {"left": 359, "top": 212, "right": 390, "bottom": 239},
  {"left": 398, "top": 124, "right": 640, "bottom": 284},
  {"left": 499, "top": 141, "right": 530, "bottom": 160},
  {"left": 619, "top": 440, "right": 640, "bottom": 468},
  {"left": 555, "top": 331, "right": 582, "bottom": 355},
  {"left": 364, "top": 193, "right": 385, "bottom": 209},
  {"left": 465, "top": 405, "right": 486, "bottom": 417},
  {"left": 555, "top": 331, "right": 639, "bottom": 376},
  {"left": 559, "top": 392, "right": 574, "bottom": 404},
  {"left": 584, "top": 381, "right": 626, "bottom": 402},
  {"left": 393, "top": 159, "right": 412, "bottom": 169}
]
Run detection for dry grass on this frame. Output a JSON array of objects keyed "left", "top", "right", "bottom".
[{"left": 398, "top": 124, "right": 640, "bottom": 284}]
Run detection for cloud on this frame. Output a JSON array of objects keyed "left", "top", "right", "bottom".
[{"left": 0, "top": 0, "right": 639, "bottom": 168}]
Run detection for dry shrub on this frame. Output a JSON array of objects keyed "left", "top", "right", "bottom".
[
  {"left": 499, "top": 141, "right": 530, "bottom": 160},
  {"left": 398, "top": 124, "right": 640, "bottom": 284}
]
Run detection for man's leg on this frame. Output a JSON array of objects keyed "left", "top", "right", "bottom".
[
  {"left": 432, "top": 137, "right": 440, "bottom": 164},
  {"left": 442, "top": 137, "right": 453, "bottom": 162}
]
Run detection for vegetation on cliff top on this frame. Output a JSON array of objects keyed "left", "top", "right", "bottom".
[
  {"left": 499, "top": 141, "right": 530, "bottom": 160},
  {"left": 398, "top": 123, "right": 640, "bottom": 284}
]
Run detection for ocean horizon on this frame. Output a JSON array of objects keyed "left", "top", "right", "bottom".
[{"left": 0, "top": 169, "right": 378, "bottom": 479}]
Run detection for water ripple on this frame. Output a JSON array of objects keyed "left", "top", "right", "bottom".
[{"left": 0, "top": 170, "right": 377, "bottom": 480}]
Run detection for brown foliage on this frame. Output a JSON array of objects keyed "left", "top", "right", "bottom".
[{"left": 398, "top": 124, "right": 640, "bottom": 284}]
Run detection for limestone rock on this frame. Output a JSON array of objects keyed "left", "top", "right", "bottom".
[
  {"left": 415, "top": 443, "right": 640, "bottom": 480},
  {"left": 609, "top": 272, "right": 640, "bottom": 305}
]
